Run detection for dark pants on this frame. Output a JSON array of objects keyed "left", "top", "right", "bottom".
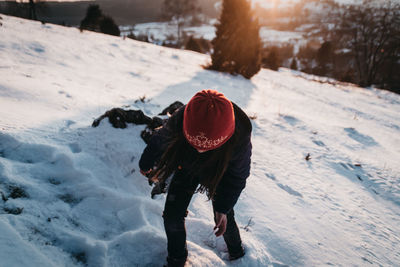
[{"left": 162, "top": 171, "right": 243, "bottom": 264}]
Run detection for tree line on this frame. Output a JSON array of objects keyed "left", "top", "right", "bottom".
[
  {"left": 1, "top": 0, "right": 398, "bottom": 92},
  {"left": 262, "top": 0, "right": 400, "bottom": 93}
]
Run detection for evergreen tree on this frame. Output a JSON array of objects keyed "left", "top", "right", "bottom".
[
  {"left": 100, "top": 16, "right": 120, "bottom": 36},
  {"left": 80, "top": 4, "right": 103, "bottom": 32},
  {"left": 185, "top": 36, "right": 202, "bottom": 53},
  {"left": 29, "top": 0, "right": 37, "bottom": 20},
  {"left": 80, "top": 4, "right": 120, "bottom": 37},
  {"left": 209, "top": 0, "right": 261, "bottom": 79}
]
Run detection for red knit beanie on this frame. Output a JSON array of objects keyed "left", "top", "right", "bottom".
[{"left": 183, "top": 89, "right": 235, "bottom": 151}]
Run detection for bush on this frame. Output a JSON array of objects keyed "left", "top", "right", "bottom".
[
  {"left": 80, "top": 4, "right": 120, "bottom": 37},
  {"left": 127, "top": 33, "right": 150, "bottom": 43},
  {"left": 100, "top": 16, "right": 120, "bottom": 36},
  {"left": 185, "top": 36, "right": 202, "bottom": 53},
  {"left": 197, "top": 38, "right": 211, "bottom": 54},
  {"left": 184, "top": 36, "right": 211, "bottom": 54},
  {"left": 262, "top": 46, "right": 281, "bottom": 71}
]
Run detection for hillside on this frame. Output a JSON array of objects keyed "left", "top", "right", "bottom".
[{"left": 0, "top": 15, "right": 400, "bottom": 267}]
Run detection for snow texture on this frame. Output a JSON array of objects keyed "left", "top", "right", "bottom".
[{"left": 1, "top": 15, "right": 400, "bottom": 267}]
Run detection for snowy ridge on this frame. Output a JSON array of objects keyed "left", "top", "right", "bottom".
[{"left": 1, "top": 15, "right": 400, "bottom": 267}]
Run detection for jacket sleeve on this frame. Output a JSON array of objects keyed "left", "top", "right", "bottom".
[
  {"left": 138, "top": 108, "right": 182, "bottom": 171},
  {"left": 138, "top": 126, "right": 169, "bottom": 172},
  {"left": 213, "top": 132, "right": 252, "bottom": 214}
]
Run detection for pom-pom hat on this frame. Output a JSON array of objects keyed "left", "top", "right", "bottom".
[{"left": 183, "top": 90, "right": 235, "bottom": 151}]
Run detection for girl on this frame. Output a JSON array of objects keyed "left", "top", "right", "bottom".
[{"left": 139, "top": 89, "right": 252, "bottom": 267}]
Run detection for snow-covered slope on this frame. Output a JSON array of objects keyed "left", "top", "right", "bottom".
[{"left": 1, "top": 15, "right": 400, "bottom": 267}]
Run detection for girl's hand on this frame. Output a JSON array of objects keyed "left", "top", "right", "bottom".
[
  {"left": 214, "top": 212, "right": 227, "bottom": 237},
  {"left": 140, "top": 169, "right": 152, "bottom": 177},
  {"left": 140, "top": 169, "right": 161, "bottom": 186}
]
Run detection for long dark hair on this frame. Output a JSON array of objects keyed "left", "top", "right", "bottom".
[{"left": 150, "top": 121, "right": 238, "bottom": 200}]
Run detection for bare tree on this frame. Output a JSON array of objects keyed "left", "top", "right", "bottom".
[
  {"left": 161, "top": 0, "right": 201, "bottom": 47},
  {"left": 332, "top": 0, "right": 400, "bottom": 88}
]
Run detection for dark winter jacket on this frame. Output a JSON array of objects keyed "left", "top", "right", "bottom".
[{"left": 139, "top": 103, "right": 252, "bottom": 214}]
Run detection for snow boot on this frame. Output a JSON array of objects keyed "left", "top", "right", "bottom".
[
  {"left": 228, "top": 246, "right": 245, "bottom": 261},
  {"left": 164, "top": 256, "right": 187, "bottom": 267}
]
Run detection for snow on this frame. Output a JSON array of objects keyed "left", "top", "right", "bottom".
[
  {"left": 123, "top": 21, "right": 305, "bottom": 52},
  {"left": 259, "top": 28, "right": 305, "bottom": 47},
  {"left": 121, "top": 21, "right": 218, "bottom": 43},
  {"left": 1, "top": 14, "right": 400, "bottom": 267},
  {"left": 252, "top": 0, "right": 301, "bottom": 9}
]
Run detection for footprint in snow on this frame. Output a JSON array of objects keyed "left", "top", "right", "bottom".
[
  {"left": 65, "top": 120, "right": 75, "bottom": 127},
  {"left": 312, "top": 139, "right": 326, "bottom": 147},
  {"left": 58, "top": 90, "right": 72, "bottom": 98},
  {"left": 344, "top": 127, "right": 378, "bottom": 146},
  {"left": 48, "top": 178, "right": 62, "bottom": 185},
  {"left": 276, "top": 114, "right": 307, "bottom": 132},
  {"left": 128, "top": 71, "right": 141, "bottom": 78},
  {"left": 28, "top": 42, "right": 45, "bottom": 54},
  {"left": 59, "top": 120, "right": 76, "bottom": 132},
  {"left": 68, "top": 143, "right": 82, "bottom": 153},
  {"left": 265, "top": 173, "right": 276, "bottom": 180},
  {"left": 330, "top": 162, "right": 388, "bottom": 201},
  {"left": 277, "top": 183, "right": 303, "bottom": 198},
  {"left": 282, "top": 115, "right": 299, "bottom": 126},
  {"left": 335, "top": 162, "right": 368, "bottom": 182}
]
